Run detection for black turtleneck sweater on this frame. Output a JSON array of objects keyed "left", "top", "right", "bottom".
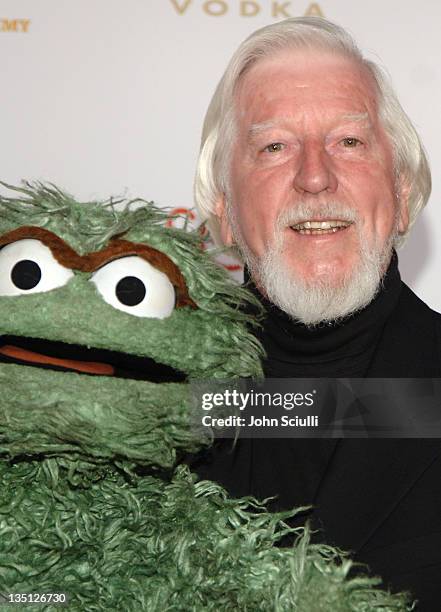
[
  {"left": 190, "top": 254, "right": 441, "bottom": 611},
  {"left": 192, "top": 253, "right": 440, "bottom": 505},
  {"left": 254, "top": 252, "right": 402, "bottom": 378}
]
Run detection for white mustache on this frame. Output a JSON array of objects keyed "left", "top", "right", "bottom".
[{"left": 277, "top": 202, "right": 358, "bottom": 228}]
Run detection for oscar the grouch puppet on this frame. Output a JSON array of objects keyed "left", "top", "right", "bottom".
[{"left": 0, "top": 182, "right": 412, "bottom": 611}]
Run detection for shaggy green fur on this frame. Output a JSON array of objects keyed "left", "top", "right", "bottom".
[
  {"left": 0, "top": 369, "right": 412, "bottom": 611},
  {"left": 0, "top": 364, "right": 204, "bottom": 470},
  {"left": 0, "top": 182, "right": 262, "bottom": 379},
  {"left": 0, "top": 461, "right": 411, "bottom": 612},
  {"left": 0, "top": 184, "right": 413, "bottom": 611}
]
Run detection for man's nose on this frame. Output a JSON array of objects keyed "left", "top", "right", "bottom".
[{"left": 293, "top": 141, "right": 338, "bottom": 194}]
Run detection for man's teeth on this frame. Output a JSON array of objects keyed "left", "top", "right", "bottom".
[{"left": 291, "top": 220, "right": 352, "bottom": 235}]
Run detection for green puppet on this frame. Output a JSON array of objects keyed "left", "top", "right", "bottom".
[{"left": 0, "top": 182, "right": 411, "bottom": 611}]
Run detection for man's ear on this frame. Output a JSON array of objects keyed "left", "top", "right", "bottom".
[
  {"left": 215, "top": 194, "right": 234, "bottom": 246},
  {"left": 397, "top": 178, "right": 411, "bottom": 234}
]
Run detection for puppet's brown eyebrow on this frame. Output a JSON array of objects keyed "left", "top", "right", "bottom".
[
  {"left": 0, "top": 226, "right": 197, "bottom": 309},
  {"left": 0, "top": 226, "right": 83, "bottom": 268},
  {"left": 87, "top": 238, "right": 196, "bottom": 309}
]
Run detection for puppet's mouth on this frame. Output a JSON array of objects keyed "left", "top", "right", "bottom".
[{"left": 0, "top": 335, "right": 187, "bottom": 383}]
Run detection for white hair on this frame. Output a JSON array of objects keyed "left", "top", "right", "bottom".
[{"left": 194, "top": 16, "right": 431, "bottom": 247}]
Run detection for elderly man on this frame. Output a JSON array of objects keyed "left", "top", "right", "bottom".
[{"left": 191, "top": 17, "right": 441, "bottom": 611}]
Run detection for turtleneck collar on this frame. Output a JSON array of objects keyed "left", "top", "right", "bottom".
[{"left": 245, "top": 252, "right": 402, "bottom": 377}]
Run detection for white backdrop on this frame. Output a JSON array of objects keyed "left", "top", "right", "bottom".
[{"left": 2, "top": 0, "right": 440, "bottom": 309}]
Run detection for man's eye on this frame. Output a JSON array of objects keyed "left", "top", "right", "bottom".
[
  {"left": 264, "top": 142, "right": 285, "bottom": 153},
  {"left": 341, "top": 137, "right": 362, "bottom": 147}
]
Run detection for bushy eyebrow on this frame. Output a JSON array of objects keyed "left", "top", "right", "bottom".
[
  {"left": 247, "top": 112, "right": 372, "bottom": 141},
  {"left": 247, "top": 120, "right": 287, "bottom": 140}
]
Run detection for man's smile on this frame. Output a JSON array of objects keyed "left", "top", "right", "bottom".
[{"left": 290, "top": 219, "right": 353, "bottom": 235}]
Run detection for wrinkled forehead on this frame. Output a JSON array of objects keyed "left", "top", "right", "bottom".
[{"left": 234, "top": 47, "right": 380, "bottom": 121}]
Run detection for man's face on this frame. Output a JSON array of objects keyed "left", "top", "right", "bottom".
[{"left": 217, "top": 49, "right": 409, "bottom": 307}]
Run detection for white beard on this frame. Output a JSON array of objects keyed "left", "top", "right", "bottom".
[{"left": 229, "top": 201, "right": 398, "bottom": 326}]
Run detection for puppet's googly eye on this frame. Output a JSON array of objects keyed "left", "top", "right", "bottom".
[
  {"left": 0, "top": 239, "right": 74, "bottom": 296},
  {"left": 91, "top": 256, "right": 175, "bottom": 319}
]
